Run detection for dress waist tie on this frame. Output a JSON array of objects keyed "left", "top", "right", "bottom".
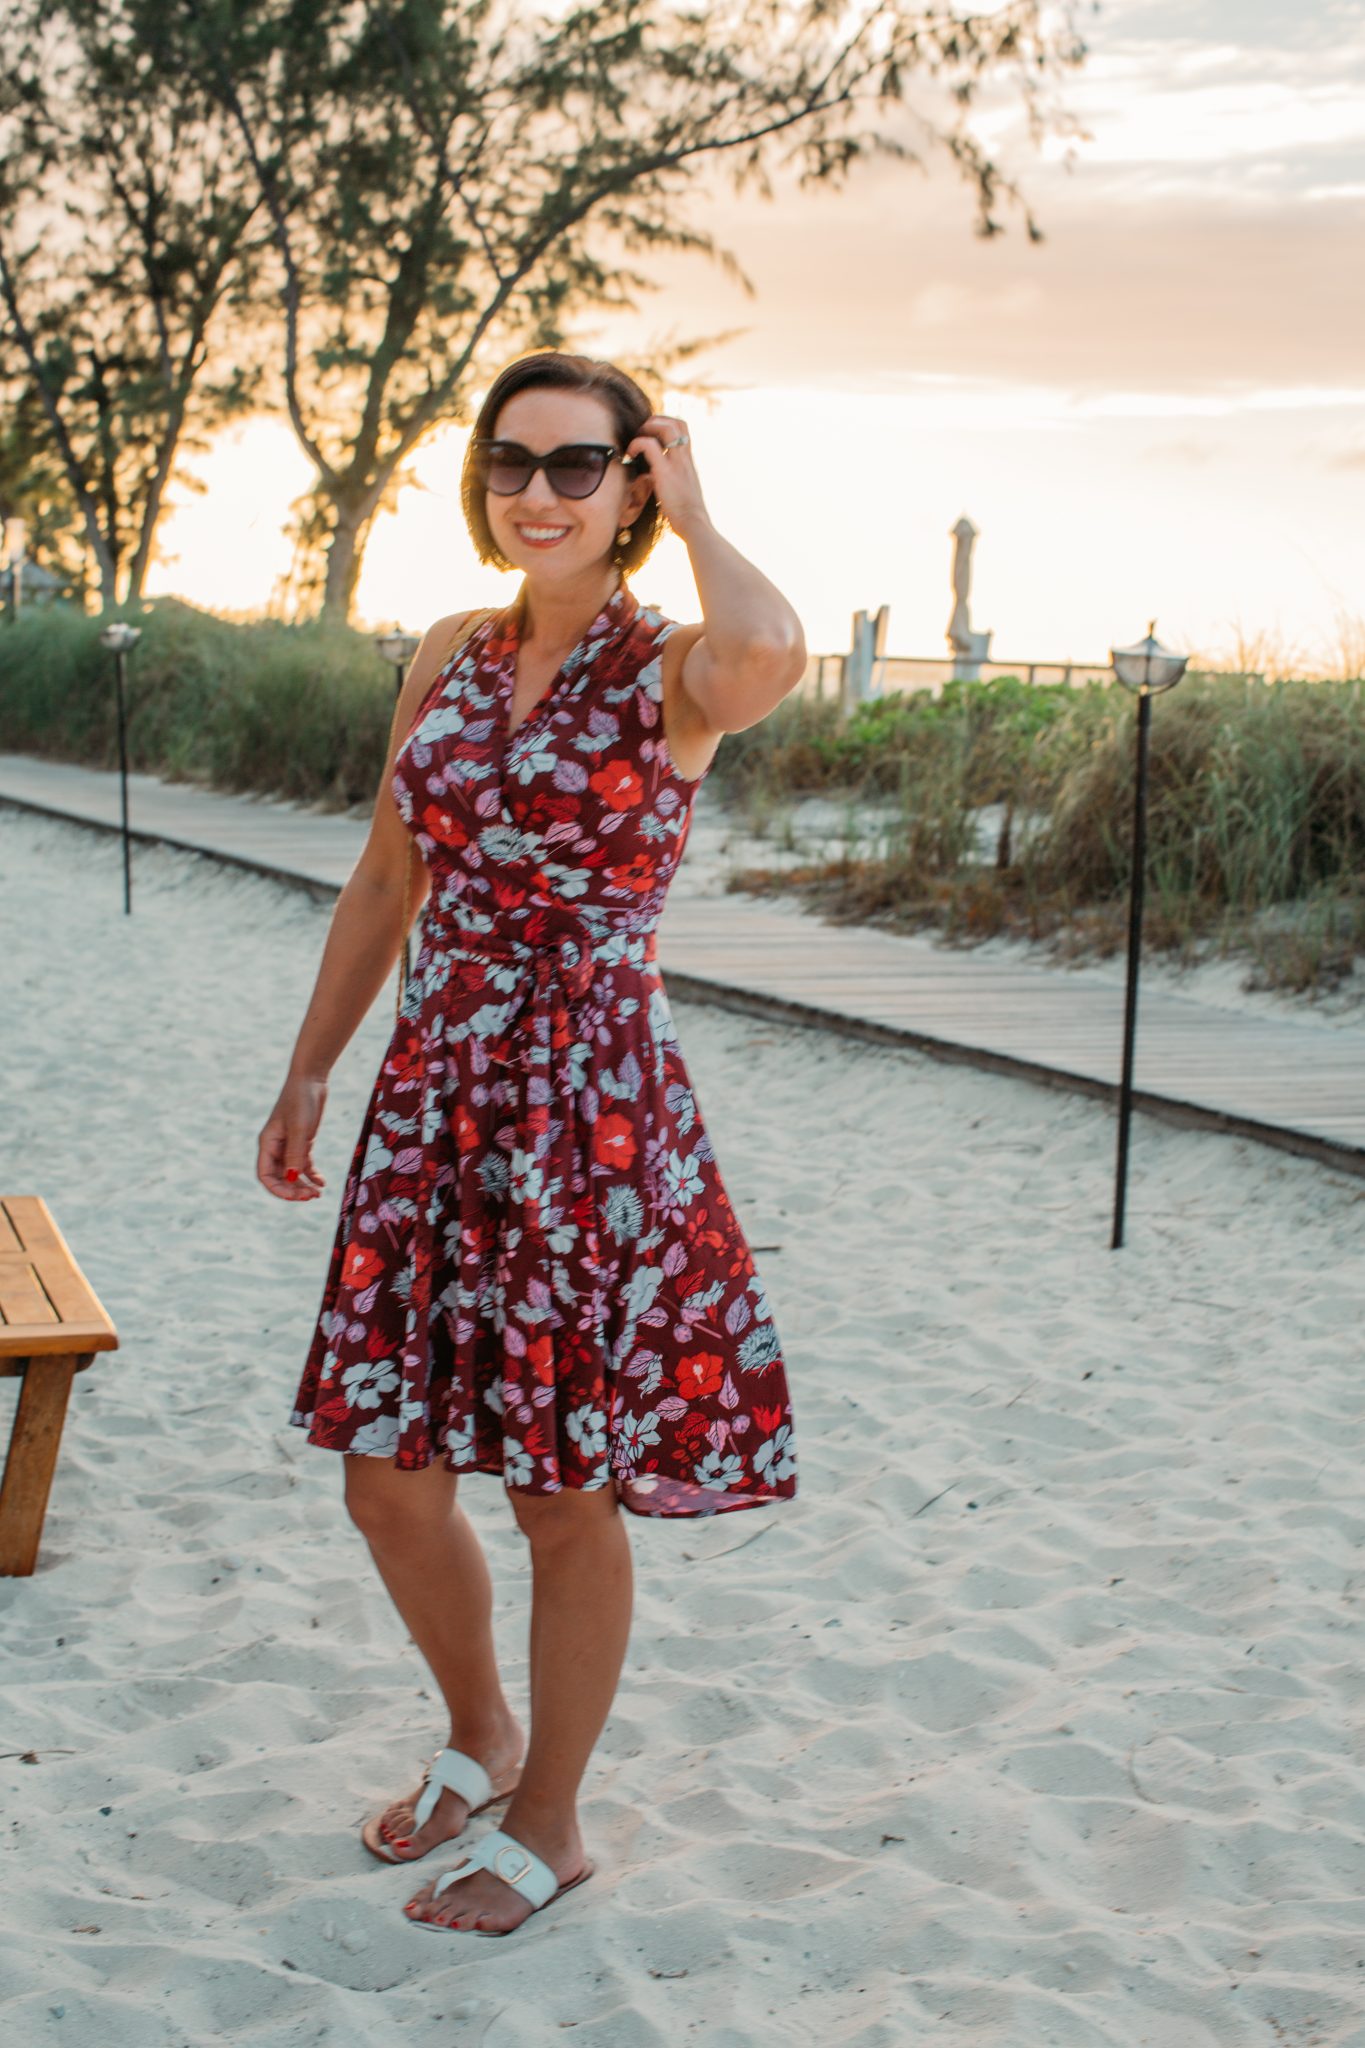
[{"left": 417, "top": 908, "right": 656, "bottom": 1249}]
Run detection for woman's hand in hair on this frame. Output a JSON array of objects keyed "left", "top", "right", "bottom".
[{"left": 625, "top": 415, "right": 709, "bottom": 539}]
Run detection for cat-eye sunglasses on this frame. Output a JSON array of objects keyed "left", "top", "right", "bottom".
[{"left": 470, "top": 438, "right": 649, "bottom": 499}]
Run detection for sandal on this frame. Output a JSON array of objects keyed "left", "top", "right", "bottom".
[
  {"left": 403, "top": 1826, "right": 595, "bottom": 1936},
  {"left": 360, "top": 1746, "right": 515, "bottom": 1864}
]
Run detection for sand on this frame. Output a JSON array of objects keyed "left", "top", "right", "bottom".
[{"left": 1, "top": 803, "right": 1363, "bottom": 2048}]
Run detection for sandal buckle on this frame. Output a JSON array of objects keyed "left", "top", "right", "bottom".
[{"left": 494, "top": 1843, "right": 533, "bottom": 1885}]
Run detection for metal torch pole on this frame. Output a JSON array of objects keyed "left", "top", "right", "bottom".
[
  {"left": 115, "top": 645, "right": 133, "bottom": 915},
  {"left": 1110, "top": 682, "right": 1152, "bottom": 1249}
]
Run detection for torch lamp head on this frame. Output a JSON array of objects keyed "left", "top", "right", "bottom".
[
  {"left": 376, "top": 630, "right": 421, "bottom": 667},
  {"left": 1111, "top": 622, "right": 1187, "bottom": 695},
  {"left": 99, "top": 622, "right": 143, "bottom": 654}
]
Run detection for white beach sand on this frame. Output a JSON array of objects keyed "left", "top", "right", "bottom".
[{"left": 1, "top": 803, "right": 1363, "bottom": 2048}]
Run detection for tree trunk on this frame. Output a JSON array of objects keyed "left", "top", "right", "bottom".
[
  {"left": 320, "top": 506, "right": 367, "bottom": 625},
  {"left": 92, "top": 532, "right": 119, "bottom": 610}
]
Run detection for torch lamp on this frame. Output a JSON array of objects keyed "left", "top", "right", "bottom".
[
  {"left": 376, "top": 628, "right": 421, "bottom": 700},
  {"left": 98, "top": 620, "right": 143, "bottom": 914},
  {"left": 1109, "top": 621, "right": 1188, "bottom": 1250},
  {"left": 375, "top": 629, "right": 423, "bottom": 995}
]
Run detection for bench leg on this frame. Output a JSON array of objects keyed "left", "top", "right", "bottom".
[{"left": 0, "top": 1352, "right": 85, "bottom": 1577}]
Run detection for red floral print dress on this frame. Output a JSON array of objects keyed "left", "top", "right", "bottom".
[{"left": 289, "top": 577, "right": 798, "bottom": 1518}]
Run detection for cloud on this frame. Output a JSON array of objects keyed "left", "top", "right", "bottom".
[
  {"left": 582, "top": 0, "right": 1364, "bottom": 402},
  {"left": 1033, "top": 78, "right": 1365, "bottom": 168},
  {"left": 599, "top": 0, "right": 1363, "bottom": 397},
  {"left": 1079, "top": 385, "right": 1365, "bottom": 419},
  {"left": 601, "top": 162, "right": 1365, "bottom": 401},
  {"left": 1141, "top": 436, "right": 1219, "bottom": 465}
]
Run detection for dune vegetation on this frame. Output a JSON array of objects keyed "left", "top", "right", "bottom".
[
  {"left": 709, "top": 667, "right": 1365, "bottom": 996},
  {"left": 3, "top": 601, "right": 1362, "bottom": 993},
  {"left": 0, "top": 600, "right": 397, "bottom": 810}
]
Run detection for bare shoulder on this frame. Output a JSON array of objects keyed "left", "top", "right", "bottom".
[
  {"left": 427, "top": 605, "right": 492, "bottom": 661},
  {"left": 389, "top": 606, "right": 491, "bottom": 739},
  {"left": 659, "top": 619, "right": 706, "bottom": 676},
  {"left": 411, "top": 604, "right": 495, "bottom": 691}
]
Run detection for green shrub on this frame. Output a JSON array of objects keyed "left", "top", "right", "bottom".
[
  {"left": 5, "top": 609, "right": 1362, "bottom": 986},
  {"left": 1028, "top": 675, "right": 1365, "bottom": 908},
  {"left": 0, "top": 599, "right": 396, "bottom": 810},
  {"left": 719, "top": 670, "right": 1365, "bottom": 988}
]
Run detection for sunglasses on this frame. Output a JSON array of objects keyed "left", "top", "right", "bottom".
[{"left": 470, "top": 438, "right": 648, "bottom": 499}]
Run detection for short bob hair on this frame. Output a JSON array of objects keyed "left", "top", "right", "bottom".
[{"left": 461, "top": 350, "right": 666, "bottom": 579}]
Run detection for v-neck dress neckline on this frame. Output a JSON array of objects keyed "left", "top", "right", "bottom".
[{"left": 499, "top": 575, "right": 634, "bottom": 746}]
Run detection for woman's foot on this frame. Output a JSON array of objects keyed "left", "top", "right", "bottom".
[
  {"left": 402, "top": 1807, "right": 589, "bottom": 1932},
  {"left": 370, "top": 1720, "right": 525, "bottom": 1861}
]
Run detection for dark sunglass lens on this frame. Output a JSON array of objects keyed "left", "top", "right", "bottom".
[
  {"left": 480, "top": 446, "right": 532, "bottom": 494},
  {"left": 547, "top": 449, "right": 608, "bottom": 497}
]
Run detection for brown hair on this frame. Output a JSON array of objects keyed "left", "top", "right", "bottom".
[{"left": 461, "top": 350, "right": 665, "bottom": 578}]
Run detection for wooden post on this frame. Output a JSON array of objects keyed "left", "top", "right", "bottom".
[{"left": 0, "top": 1354, "right": 88, "bottom": 1575}]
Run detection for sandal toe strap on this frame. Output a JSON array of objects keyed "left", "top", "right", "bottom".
[{"left": 413, "top": 1746, "right": 495, "bottom": 1831}]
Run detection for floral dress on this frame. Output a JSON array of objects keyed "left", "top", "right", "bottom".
[{"left": 289, "top": 577, "right": 798, "bottom": 1518}]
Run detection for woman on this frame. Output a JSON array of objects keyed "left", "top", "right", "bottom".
[{"left": 257, "top": 349, "right": 805, "bottom": 1937}]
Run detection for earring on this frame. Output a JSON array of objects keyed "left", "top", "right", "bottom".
[{"left": 616, "top": 526, "right": 631, "bottom": 546}]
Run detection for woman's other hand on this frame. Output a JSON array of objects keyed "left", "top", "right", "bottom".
[{"left": 257, "top": 1075, "right": 329, "bottom": 1200}]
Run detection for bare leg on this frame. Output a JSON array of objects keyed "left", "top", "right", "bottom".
[
  {"left": 344, "top": 1453, "right": 525, "bottom": 1857},
  {"left": 404, "top": 1481, "right": 633, "bottom": 1931}
]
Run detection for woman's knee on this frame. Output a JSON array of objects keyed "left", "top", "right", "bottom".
[
  {"left": 342, "top": 1451, "right": 458, "bottom": 1541},
  {"left": 508, "top": 1480, "right": 622, "bottom": 1546}
]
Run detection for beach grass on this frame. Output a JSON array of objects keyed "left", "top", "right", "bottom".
[
  {"left": 712, "top": 670, "right": 1365, "bottom": 995},
  {"left": 4, "top": 600, "right": 1362, "bottom": 992},
  {"left": 0, "top": 599, "right": 394, "bottom": 810}
]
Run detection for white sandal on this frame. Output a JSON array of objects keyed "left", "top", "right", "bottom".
[
  {"left": 360, "top": 1746, "right": 514, "bottom": 1864},
  {"left": 403, "top": 1826, "right": 595, "bottom": 1935}
]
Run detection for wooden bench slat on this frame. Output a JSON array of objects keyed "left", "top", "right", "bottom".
[
  {"left": 0, "top": 1198, "right": 118, "bottom": 1352},
  {"left": 0, "top": 1332, "right": 112, "bottom": 1363},
  {"left": 23, "top": 1248, "right": 110, "bottom": 1332},
  {"left": 1, "top": 1196, "right": 65, "bottom": 1249},
  {"left": 0, "top": 1253, "right": 59, "bottom": 1328}
]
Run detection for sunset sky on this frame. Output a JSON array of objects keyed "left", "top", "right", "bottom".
[{"left": 149, "top": 0, "right": 1365, "bottom": 673}]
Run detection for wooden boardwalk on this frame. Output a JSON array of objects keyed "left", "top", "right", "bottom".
[
  {"left": 3, "top": 752, "right": 1362, "bottom": 1177},
  {"left": 657, "top": 895, "right": 1365, "bottom": 1171}
]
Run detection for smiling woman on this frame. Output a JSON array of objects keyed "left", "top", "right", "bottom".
[
  {"left": 291, "top": 576, "right": 797, "bottom": 1517},
  {"left": 253, "top": 346, "right": 807, "bottom": 1936}
]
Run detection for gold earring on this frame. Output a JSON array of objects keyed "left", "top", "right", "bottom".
[{"left": 616, "top": 525, "right": 631, "bottom": 546}]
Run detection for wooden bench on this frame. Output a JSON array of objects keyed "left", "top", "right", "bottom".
[{"left": 0, "top": 1196, "right": 118, "bottom": 1576}]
